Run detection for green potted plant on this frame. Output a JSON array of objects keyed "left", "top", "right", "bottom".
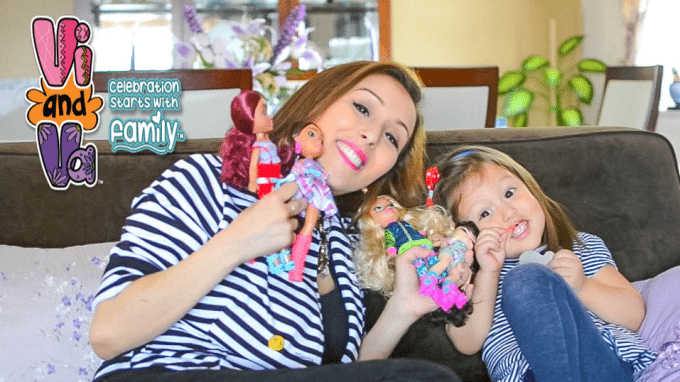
[{"left": 498, "top": 35, "right": 606, "bottom": 127}]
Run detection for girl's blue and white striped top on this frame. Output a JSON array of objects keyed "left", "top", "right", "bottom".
[
  {"left": 92, "top": 154, "right": 365, "bottom": 381},
  {"left": 482, "top": 232, "right": 657, "bottom": 382}
]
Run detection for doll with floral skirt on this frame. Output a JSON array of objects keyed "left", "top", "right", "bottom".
[
  {"left": 354, "top": 194, "right": 476, "bottom": 326},
  {"left": 220, "top": 90, "right": 281, "bottom": 198},
  {"left": 268, "top": 123, "right": 337, "bottom": 281}
]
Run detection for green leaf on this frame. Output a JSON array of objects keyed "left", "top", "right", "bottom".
[
  {"left": 543, "top": 68, "right": 562, "bottom": 87},
  {"left": 578, "top": 59, "right": 607, "bottom": 73},
  {"left": 560, "top": 108, "right": 584, "bottom": 126},
  {"left": 503, "top": 89, "right": 534, "bottom": 117},
  {"left": 512, "top": 112, "right": 528, "bottom": 127},
  {"left": 522, "top": 55, "right": 550, "bottom": 71},
  {"left": 498, "top": 71, "right": 527, "bottom": 95},
  {"left": 567, "top": 75, "right": 594, "bottom": 104},
  {"left": 558, "top": 35, "right": 584, "bottom": 57}
]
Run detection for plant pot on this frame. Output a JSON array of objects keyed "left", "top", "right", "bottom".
[{"left": 670, "top": 82, "right": 680, "bottom": 108}]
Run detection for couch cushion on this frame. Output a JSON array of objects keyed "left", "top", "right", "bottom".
[{"left": 0, "top": 242, "right": 114, "bottom": 381}]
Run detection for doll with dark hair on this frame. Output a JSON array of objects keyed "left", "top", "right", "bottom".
[
  {"left": 220, "top": 90, "right": 281, "bottom": 198},
  {"left": 354, "top": 195, "right": 477, "bottom": 326}
]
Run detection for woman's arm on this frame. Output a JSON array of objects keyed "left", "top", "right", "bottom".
[
  {"left": 358, "top": 246, "right": 438, "bottom": 360},
  {"left": 90, "top": 183, "right": 306, "bottom": 360}
]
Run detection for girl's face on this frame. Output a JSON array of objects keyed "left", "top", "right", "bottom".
[
  {"left": 369, "top": 196, "right": 400, "bottom": 228},
  {"left": 312, "top": 74, "right": 417, "bottom": 195},
  {"left": 456, "top": 163, "right": 545, "bottom": 258},
  {"left": 253, "top": 98, "right": 273, "bottom": 134}
]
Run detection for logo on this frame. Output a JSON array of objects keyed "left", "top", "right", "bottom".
[
  {"left": 107, "top": 77, "right": 185, "bottom": 154},
  {"left": 25, "top": 16, "right": 103, "bottom": 190}
]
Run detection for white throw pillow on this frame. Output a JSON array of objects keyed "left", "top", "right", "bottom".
[{"left": 0, "top": 242, "right": 115, "bottom": 382}]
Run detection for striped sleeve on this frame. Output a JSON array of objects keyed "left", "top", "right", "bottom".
[
  {"left": 574, "top": 232, "right": 616, "bottom": 277},
  {"left": 93, "top": 154, "right": 224, "bottom": 312}
]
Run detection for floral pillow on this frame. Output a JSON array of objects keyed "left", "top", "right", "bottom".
[
  {"left": 0, "top": 242, "right": 115, "bottom": 382},
  {"left": 634, "top": 265, "right": 680, "bottom": 381}
]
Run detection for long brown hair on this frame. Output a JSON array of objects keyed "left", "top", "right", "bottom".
[
  {"left": 433, "top": 146, "right": 578, "bottom": 252},
  {"left": 270, "top": 61, "right": 427, "bottom": 206}
]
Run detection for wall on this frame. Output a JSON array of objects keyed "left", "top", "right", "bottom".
[
  {"left": 0, "top": 0, "right": 74, "bottom": 78},
  {"left": 391, "top": 0, "right": 584, "bottom": 126}
]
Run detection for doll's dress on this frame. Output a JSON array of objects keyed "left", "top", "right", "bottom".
[
  {"left": 252, "top": 140, "right": 281, "bottom": 198},
  {"left": 383, "top": 220, "right": 467, "bottom": 311},
  {"left": 290, "top": 158, "right": 337, "bottom": 217}
]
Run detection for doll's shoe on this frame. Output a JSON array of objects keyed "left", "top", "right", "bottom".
[
  {"left": 267, "top": 251, "right": 288, "bottom": 274},
  {"left": 419, "top": 271, "right": 441, "bottom": 300},
  {"left": 289, "top": 234, "right": 312, "bottom": 282},
  {"left": 438, "top": 281, "right": 468, "bottom": 311}
]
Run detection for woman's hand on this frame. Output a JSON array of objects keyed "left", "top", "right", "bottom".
[
  {"left": 548, "top": 249, "right": 586, "bottom": 293},
  {"left": 390, "top": 246, "right": 440, "bottom": 320},
  {"left": 210, "top": 182, "right": 308, "bottom": 264},
  {"left": 474, "top": 228, "right": 507, "bottom": 273}
]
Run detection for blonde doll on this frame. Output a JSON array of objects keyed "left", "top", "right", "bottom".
[{"left": 354, "top": 195, "right": 475, "bottom": 325}]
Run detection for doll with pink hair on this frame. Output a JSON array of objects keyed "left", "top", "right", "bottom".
[{"left": 220, "top": 90, "right": 282, "bottom": 198}]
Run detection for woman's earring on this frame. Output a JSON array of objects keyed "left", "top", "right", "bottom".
[{"left": 361, "top": 188, "right": 368, "bottom": 194}]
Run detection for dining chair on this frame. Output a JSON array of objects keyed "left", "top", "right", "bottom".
[
  {"left": 596, "top": 65, "right": 663, "bottom": 132},
  {"left": 91, "top": 69, "right": 253, "bottom": 140},
  {"left": 411, "top": 67, "right": 499, "bottom": 130}
]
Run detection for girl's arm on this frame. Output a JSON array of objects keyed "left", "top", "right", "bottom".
[
  {"left": 445, "top": 267, "right": 499, "bottom": 354},
  {"left": 90, "top": 183, "right": 305, "bottom": 360},
  {"left": 248, "top": 147, "right": 260, "bottom": 193},
  {"left": 358, "top": 246, "right": 439, "bottom": 360},
  {"left": 445, "top": 227, "right": 506, "bottom": 355},
  {"left": 550, "top": 250, "right": 645, "bottom": 331}
]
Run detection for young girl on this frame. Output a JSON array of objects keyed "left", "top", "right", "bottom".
[
  {"left": 354, "top": 194, "right": 475, "bottom": 326},
  {"left": 89, "top": 61, "right": 461, "bottom": 382},
  {"left": 432, "top": 146, "right": 657, "bottom": 382}
]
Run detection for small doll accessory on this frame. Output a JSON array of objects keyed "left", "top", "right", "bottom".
[{"left": 425, "top": 166, "right": 441, "bottom": 207}]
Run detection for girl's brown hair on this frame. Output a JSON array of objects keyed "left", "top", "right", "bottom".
[
  {"left": 270, "top": 61, "right": 427, "bottom": 206},
  {"left": 432, "top": 146, "right": 578, "bottom": 252}
]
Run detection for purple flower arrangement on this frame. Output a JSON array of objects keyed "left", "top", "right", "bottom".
[{"left": 177, "top": 5, "right": 322, "bottom": 112}]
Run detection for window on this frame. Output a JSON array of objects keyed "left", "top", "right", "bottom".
[
  {"left": 635, "top": 0, "right": 680, "bottom": 110},
  {"left": 82, "top": 0, "right": 388, "bottom": 72}
]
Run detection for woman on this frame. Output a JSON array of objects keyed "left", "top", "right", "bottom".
[{"left": 89, "top": 61, "right": 460, "bottom": 381}]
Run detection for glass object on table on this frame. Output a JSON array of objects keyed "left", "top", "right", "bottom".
[{"left": 300, "top": 0, "right": 379, "bottom": 68}]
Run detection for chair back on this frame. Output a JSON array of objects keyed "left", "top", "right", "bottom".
[
  {"left": 597, "top": 65, "right": 663, "bottom": 131},
  {"left": 412, "top": 67, "right": 499, "bottom": 130},
  {"left": 92, "top": 69, "right": 252, "bottom": 140}
]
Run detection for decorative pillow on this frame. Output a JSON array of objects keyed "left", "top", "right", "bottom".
[
  {"left": 634, "top": 265, "right": 680, "bottom": 381},
  {"left": 0, "top": 242, "right": 115, "bottom": 382}
]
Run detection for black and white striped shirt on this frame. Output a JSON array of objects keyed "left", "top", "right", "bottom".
[
  {"left": 92, "top": 154, "right": 365, "bottom": 380},
  {"left": 482, "top": 232, "right": 657, "bottom": 382}
]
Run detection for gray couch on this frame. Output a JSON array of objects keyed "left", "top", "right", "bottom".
[{"left": 2, "top": 126, "right": 679, "bottom": 381}]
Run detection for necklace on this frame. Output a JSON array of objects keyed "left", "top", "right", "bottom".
[{"left": 317, "top": 218, "right": 330, "bottom": 277}]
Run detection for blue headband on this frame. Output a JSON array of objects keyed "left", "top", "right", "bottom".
[{"left": 453, "top": 149, "right": 476, "bottom": 160}]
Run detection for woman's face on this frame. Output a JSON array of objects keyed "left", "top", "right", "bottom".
[{"left": 312, "top": 74, "right": 417, "bottom": 195}]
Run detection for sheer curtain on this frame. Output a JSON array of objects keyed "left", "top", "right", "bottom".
[{"left": 635, "top": 0, "right": 680, "bottom": 110}]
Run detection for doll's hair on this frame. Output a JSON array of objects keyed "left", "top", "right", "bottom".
[
  {"left": 432, "top": 145, "right": 578, "bottom": 252},
  {"left": 219, "top": 90, "right": 264, "bottom": 189},
  {"left": 270, "top": 61, "right": 427, "bottom": 205},
  {"left": 354, "top": 195, "right": 456, "bottom": 296}
]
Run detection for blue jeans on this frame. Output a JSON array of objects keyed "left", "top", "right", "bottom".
[{"left": 502, "top": 264, "right": 633, "bottom": 382}]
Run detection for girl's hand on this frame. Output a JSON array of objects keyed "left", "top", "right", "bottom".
[
  {"left": 390, "top": 246, "right": 439, "bottom": 321},
  {"left": 548, "top": 249, "right": 586, "bottom": 293},
  {"left": 209, "top": 182, "right": 307, "bottom": 263},
  {"left": 474, "top": 228, "right": 507, "bottom": 273}
]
